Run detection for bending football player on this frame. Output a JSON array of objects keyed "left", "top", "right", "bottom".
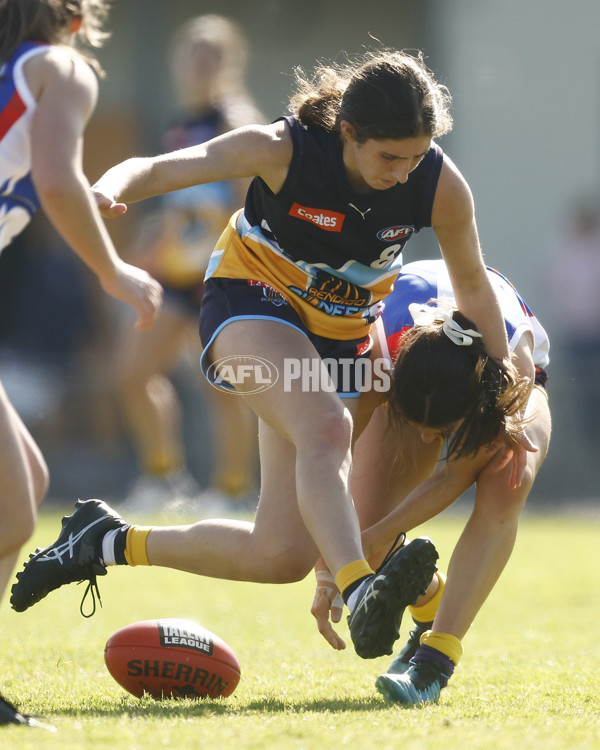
[{"left": 311, "top": 259, "right": 551, "bottom": 704}]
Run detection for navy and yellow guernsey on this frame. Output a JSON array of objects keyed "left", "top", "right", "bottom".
[{"left": 204, "top": 116, "right": 444, "bottom": 341}]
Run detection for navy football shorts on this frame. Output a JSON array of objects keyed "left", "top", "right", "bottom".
[
  {"left": 534, "top": 366, "right": 548, "bottom": 389},
  {"left": 199, "top": 277, "right": 376, "bottom": 398},
  {"left": 161, "top": 279, "right": 205, "bottom": 317}
]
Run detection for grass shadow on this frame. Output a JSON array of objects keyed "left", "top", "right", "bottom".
[{"left": 53, "top": 694, "right": 389, "bottom": 719}]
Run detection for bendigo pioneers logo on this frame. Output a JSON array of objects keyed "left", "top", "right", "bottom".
[
  {"left": 289, "top": 202, "right": 345, "bottom": 232},
  {"left": 289, "top": 267, "right": 370, "bottom": 317}
]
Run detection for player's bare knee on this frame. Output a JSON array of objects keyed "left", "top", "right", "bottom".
[
  {"left": 271, "top": 557, "right": 314, "bottom": 583},
  {"left": 302, "top": 403, "right": 353, "bottom": 458},
  {"left": 32, "top": 456, "right": 50, "bottom": 508},
  {"left": 16, "top": 515, "right": 36, "bottom": 549},
  {"left": 1, "top": 503, "right": 36, "bottom": 554},
  {"left": 475, "top": 483, "right": 529, "bottom": 522},
  {"left": 115, "top": 365, "right": 142, "bottom": 402},
  {"left": 260, "top": 545, "right": 315, "bottom": 583}
]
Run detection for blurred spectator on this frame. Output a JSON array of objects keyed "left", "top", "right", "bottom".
[
  {"left": 114, "top": 15, "right": 261, "bottom": 515},
  {"left": 0, "top": 215, "right": 133, "bottom": 496},
  {"left": 0, "top": 216, "right": 90, "bottom": 442},
  {"left": 0, "top": 215, "right": 92, "bottom": 366},
  {"left": 546, "top": 196, "right": 600, "bottom": 465}
]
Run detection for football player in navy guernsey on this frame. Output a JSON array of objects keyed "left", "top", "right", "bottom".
[
  {"left": 11, "top": 49, "right": 533, "bottom": 671},
  {"left": 0, "top": 0, "right": 162, "bottom": 728},
  {"left": 311, "top": 259, "right": 550, "bottom": 704}
]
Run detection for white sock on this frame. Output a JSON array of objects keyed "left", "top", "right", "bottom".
[{"left": 101, "top": 529, "right": 120, "bottom": 566}]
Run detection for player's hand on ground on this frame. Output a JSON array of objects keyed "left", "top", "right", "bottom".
[
  {"left": 311, "top": 566, "right": 346, "bottom": 650},
  {"left": 92, "top": 187, "right": 128, "bottom": 218},
  {"left": 101, "top": 262, "right": 163, "bottom": 331}
]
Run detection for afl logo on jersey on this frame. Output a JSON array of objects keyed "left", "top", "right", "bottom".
[{"left": 377, "top": 226, "right": 414, "bottom": 242}]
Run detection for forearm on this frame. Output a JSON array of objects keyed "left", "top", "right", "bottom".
[
  {"left": 93, "top": 156, "right": 166, "bottom": 205},
  {"left": 94, "top": 148, "right": 236, "bottom": 205},
  {"left": 93, "top": 124, "right": 291, "bottom": 208},
  {"left": 453, "top": 267, "right": 510, "bottom": 364},
  {"left": 37, "top": 170, "right": 122, "bottom": 282},
  {"left": 361, "top": 468, "right": 470, "bottom": 560},
  {"left": 432, "top": 159, "right": 510, "bottom": 364}
]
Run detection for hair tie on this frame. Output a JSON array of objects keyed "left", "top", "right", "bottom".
[{"left": 408, "top": 302, "right": 483, "bottom": 346}]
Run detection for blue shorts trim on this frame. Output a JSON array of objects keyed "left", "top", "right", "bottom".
[
  {"left": 199, "top": 315, "right": 307, "bottom": 384},
  {"left": 199, "top": 278, "right": 372, "bottom": 397}
]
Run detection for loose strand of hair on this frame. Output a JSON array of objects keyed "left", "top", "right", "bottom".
[{"left": 0, "top": 0, "right": 110, "bottom": 73}]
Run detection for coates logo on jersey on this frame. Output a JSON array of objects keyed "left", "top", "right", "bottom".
[
  {"left": 289, "top": 202, "right": 345, "bottom": 232},
  {"left": 377, "top": 225, "right": 414, "bottom": 242}
]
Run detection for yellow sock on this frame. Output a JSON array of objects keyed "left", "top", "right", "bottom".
[
  {"left": 124, "top": 526, "right": 153, "bottom": 567},
  {"left": 145, "top": 455, "right": 183, "bottom": 478},
  {"left": 214, "top": 473, "right": 249, "bottom": 497},
  {"left": 420, "top": 630, "right": 463, "bottom": 666},
  {"left": 408, "top": 571, "right": 446, "bottom": 623},
  {"left": 335, "top": 559, "right": 374, "bottom": 598}
]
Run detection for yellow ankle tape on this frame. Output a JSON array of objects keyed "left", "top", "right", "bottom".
[
  {"left": 409, "top": 571, "right": 446, "bottom": 623},
  {"left": 421, "top": 630, "right": 463, "bottom": 666},
  {"left": 124, "top": 526, "right": 152, "bottom": 567},
  {"left": 335, "top": 559, "right": 374, "bottom": 597}
]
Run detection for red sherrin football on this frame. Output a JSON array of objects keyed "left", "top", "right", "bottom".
[{"left": 104, "top": 618, "right": 241, "bottom": 700}]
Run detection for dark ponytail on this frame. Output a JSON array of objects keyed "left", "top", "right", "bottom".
[
  {"left": 390, "top": 307, "right": 531, "bottom": 460},
  {"left": 289, "top": 48, "right": 452, "bottom": 140}
]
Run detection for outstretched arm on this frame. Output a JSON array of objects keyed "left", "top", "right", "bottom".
[
  {"left": 359, "top": 457, "right": 478, "bottom": 560},
  {"left": 92, "top": 121, "right": 293, "bottom": 217}
]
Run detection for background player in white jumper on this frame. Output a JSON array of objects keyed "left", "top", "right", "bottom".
[{"left": 0, "top": 0, "right": 162, "bottom": 726}]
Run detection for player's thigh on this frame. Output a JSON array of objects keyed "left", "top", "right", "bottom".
[
  {"left": 210, "top": 318, "right": 351, "bottom": 447},
  {"left": 511, "top": 386, "right": 551, "bottom": 491},
  {"left": 525, "top": 387, "right": 552, "bottom": 466},
  {"left": 0, "top": 382, "right": 47, "bottom": 517},
  {"left": 352, "top": 406, "right": 440, "bottom": 528}
]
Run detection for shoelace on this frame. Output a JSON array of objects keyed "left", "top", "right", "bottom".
[
  {"left": 78, "top": 577, "right": 103, "bottom": 618},
  {"left": 376, "top": 532, "right": 407, "bottom": 573},
  {"left": 408, "top": 657, "right": 451, "bottom": 688}
]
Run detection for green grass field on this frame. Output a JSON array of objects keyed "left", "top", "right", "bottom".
[{"left": 2, "top": 507, "right": 599, "bottom": 749}]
